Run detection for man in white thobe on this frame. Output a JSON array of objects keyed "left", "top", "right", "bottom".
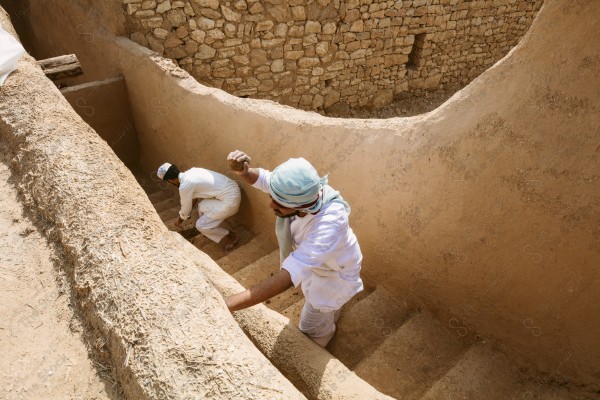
[
  {"left": 157, "top": 163, "right": 241, "bottom": 250},
  {"left": 224, "top": 151, "right": 364, "bottom": 347}
]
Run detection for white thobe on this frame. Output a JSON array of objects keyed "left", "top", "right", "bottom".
[
  {"left": 178, "top": 168, "right": 240, "bottom": 242},
  {"left": 252, "top": 168, "right": 364, "bottom": 313}
]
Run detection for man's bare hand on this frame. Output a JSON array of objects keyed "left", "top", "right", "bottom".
[
  {"left": 174, "top": 217, "right": 183, "bottom": 228},
  {"left": 227, "top": 150, "right": 251, "bottom": 176}
]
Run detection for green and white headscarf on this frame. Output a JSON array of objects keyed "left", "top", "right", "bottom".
[{"left": 270, "top": 158, "right": 350, "bottom": 266}]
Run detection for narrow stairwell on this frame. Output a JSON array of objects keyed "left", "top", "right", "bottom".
[{"left": 134, "top": 170, "right": 599, "bottom": 400}]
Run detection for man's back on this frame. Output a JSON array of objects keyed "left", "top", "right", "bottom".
[{"left": 179, "top": 167, "right": 236, "bottom": 200}]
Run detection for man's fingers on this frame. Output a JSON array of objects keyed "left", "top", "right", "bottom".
[{"left": 228, "top": 150, "right": 250, "bottom": 163}]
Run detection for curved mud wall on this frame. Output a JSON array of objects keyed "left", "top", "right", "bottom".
[
  {"left": 8, "top": 0, "right": 600, "bottom": 387},
  {"left": 123, "top": 0, "right": 542, "bottom": 111},
  {"left": 0, "top": 8, "right": 305, "bottom": 400}
]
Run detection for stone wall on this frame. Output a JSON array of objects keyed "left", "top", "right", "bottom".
[{"left": 124, "top": 0, "right": 542, "bottom": 112}]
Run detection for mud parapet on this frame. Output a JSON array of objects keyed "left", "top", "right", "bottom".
[{"left": 0, "top": 8, "right": 304, "bottom": 399}]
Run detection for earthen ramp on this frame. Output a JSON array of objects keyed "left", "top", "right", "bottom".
[{"left": 1, "top": 0, "right": 599, "bottom": 399}]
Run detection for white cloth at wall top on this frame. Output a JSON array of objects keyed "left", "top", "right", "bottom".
[
  {"left": 0, "top": 27, "right": 25, "bottom": 86},
  {"left": 253, "top": 168, "right": 364, "bottom": 312}
]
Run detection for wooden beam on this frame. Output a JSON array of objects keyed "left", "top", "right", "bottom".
[{"left": 37, "top": 54, "right": 83, "bottom": 81}]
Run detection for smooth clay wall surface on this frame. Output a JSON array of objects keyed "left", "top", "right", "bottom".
[
  {"left": 61, "top": 77, "right": 141, "bottom": 168},
  {"left": 8, "top": 0, "right": 600, "bottom": 388},
  {"left": 123, "top": 0, "right": 542, "bottom": 112}
]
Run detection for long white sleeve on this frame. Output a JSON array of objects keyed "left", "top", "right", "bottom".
[{"left": 179, "top": 182, "right": 194, "bottom": 220}]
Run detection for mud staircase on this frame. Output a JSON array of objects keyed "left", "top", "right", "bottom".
[{"left": 135, "top": 171, "right": 597, "bottom": 400}]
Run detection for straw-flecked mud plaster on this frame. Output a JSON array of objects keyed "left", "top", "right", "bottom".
[{"left": 0, "top": 9, "right": 305, "bottom": 399}]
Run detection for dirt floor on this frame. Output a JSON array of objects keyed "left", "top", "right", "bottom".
[
  {"left": 0, "top": 146, "right": 118, "bottom": 400},
  {"left": 324, "top": 87, "right": 458, "bottom": 119}
]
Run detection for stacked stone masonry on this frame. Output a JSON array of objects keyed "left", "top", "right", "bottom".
[{"left": 125, "top": 0, "right": 542, "bottom": 112}]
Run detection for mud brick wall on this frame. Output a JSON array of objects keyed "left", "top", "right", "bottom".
[{"left": 124, "top": 0, "right": 542, "bottom": 112}]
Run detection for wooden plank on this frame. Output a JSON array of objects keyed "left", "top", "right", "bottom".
[{"left": 37, "top": 54, "right": 82, "bottom": 80}]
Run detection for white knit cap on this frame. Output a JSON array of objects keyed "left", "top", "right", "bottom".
[{"left": 157, "top": 163, "right": 172, "bottom": 180}]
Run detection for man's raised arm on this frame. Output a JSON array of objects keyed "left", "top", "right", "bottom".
[{"left": 227, "top": 150, "right": 260, "bottom": 185}]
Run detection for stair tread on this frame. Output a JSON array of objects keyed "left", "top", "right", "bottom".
[
  {"left": 187, "top": 225, "right": 254, "bottom": 261},
  {"left": 147, "top": 188, "right": 172, "bottom": 203},
  {"left": 133, "top": 169, "right": 163, "bottom": 193},
  {"left": 281, "top": 298, "right": 305, "bottom": 327},
  {"left": 354, "top": 311, "right": 469, "bottom": 400},
  {"left": 265, "top": 285, "right": 303, "bottom": 312},
  {"left": 217, "top": 235, "right": 278, "bottom": 274},
  {"left": 419, "top": 343, "right": 596, "bottom": 400},
  {"left": 153, "top": 197, "right": 180, "bottom": 213},
  {"left": 328, "top": 285, "right": 412, "bottom": 369},
  {"left": 158, "top": 205, "right": 180, "bottom": 223},
  {"left": 232, "top": 250, "right": 279, "bottom": 288}
]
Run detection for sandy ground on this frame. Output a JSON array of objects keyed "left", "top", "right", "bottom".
[
  {"left": 0, "top": 146, "right": 117, "bottom": 400},
  {"left": 323, "top": 87, "right": 458, "bottom": 119}
]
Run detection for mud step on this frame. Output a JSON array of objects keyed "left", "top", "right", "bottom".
[
  {"left": 419, "top": 343, "right": 592, "bottom": 400},
  {"left": 147, "top": 188, "right": 172, "bottom": 204},
  {"left": 232, "top": 250, "right": 279, "bottom": 288},
  {"left": 133, "top": 169, "right": 162, "bottom": 193},
  {"left": 158, "top": 205, "right": 180, "bottom": 223},
  {"left": 278, "top": 287, "right": 374, "bottom": 337},
  {"left": 217, "top": 235, "right": 278, "bottom": 274},
  {"left": 281, "top": 298, "right": 304, "bottom": 327},
  {"left": 354, "top": 311, "right": 469, "bottom": 400},
  {"left": 184, "top": 224, "right": 253, "bottom": 262},
  {"left": 266, "top": 285, "right": 303, "bottom": 312},
  {"left": 153, "top": 196, "right": 179, "bottom": 213},
  {"left": 327, "top": 285, "right": 412, "bottom": 369}
]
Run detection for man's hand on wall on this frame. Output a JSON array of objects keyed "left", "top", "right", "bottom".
[
  {"left": 228, "top": 150, "right": 251, "bottom": 175},
  {"left": 227, "top": 150, "right": 260, "bottom": 185}
]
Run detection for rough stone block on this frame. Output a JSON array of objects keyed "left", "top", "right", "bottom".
[
  {"left": 153, "top": 27, "right": 169, "bottom": 40},
  {"left": 166, "top": 9, "right": 187, "bottom": 26},
  {"left": 274, "top": 23, "right": 288, "bottom": 37},
  {"left": 195, "top": 16, "right": 215, "bottom": 30},
  {"left": 234, "top": 0, "right": 248, "bottom": 10},
  {"left": 141, "top": 16, "right": 164, "bottom": 28},
  {"left": 164, "top": 36, "right": 183, "bottom": 48},
  {"left": 258, "top": 80, "right": 275, "bottom": 91},
  {"left": 344, "top": 9, "right": 360, "bottom": 23},
  {"left": 298, "top": 57, "right": 320, "bottom": 68},
  {"left": 315, "top": 41, "right": 329, "bottom": 56},
  {"left": 136, "top": 9, "right": 155, "bottom": 18},
  {"left": 384, "top": 53, "right": 409, "bottom": 67},
  {"left": 195, "top": 0, "right": 219, "bottom": 10},
  {"left": 196, "top": 44, "right": 217, "bottom": 59},
  {"left": 250, "top": 49, "right": 268, "bottom": 66},
  {"left": 350, "top": 19, "right": 364, "bottom": 32},
  {"left": 291, "top": 6, "right": 306, "bottom": 20},
  {"left": 262, "top": 38, "right": 285, "bottom": 48},
  {"left": 270, "top": 59, "right": 285, "bottom": 72},
  {"left": 165, "top": 45, "right": 188, "bottom": 59},
  {"left": 213, "top": 67, "right": 235, "bottom": 77},
  {"left": 249, "top": 2, "right": 264, "bottom": 14},
  {"left": 322, "top": 21, "right": 337, "bottom": 34},
  {"left": 156, "top": 0, "right": 172, "bottom": 13},
  {"left": 142, "top": 0, "right": 157, "bottom": 10},
  {"left": 305, "top": 21, "right": 321, "bottom": 33},
  {"left": 256, "top": 20, "right": 274, "bottom": 31},
  {"left": 284, "top": 50, "right": 304, "bottom": 60},
  {"left": 130, "top": 31, "right": 148, "bottom": 46},
  {"left": 221, "top": 5, "right": 242, "bottom": 21}
]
